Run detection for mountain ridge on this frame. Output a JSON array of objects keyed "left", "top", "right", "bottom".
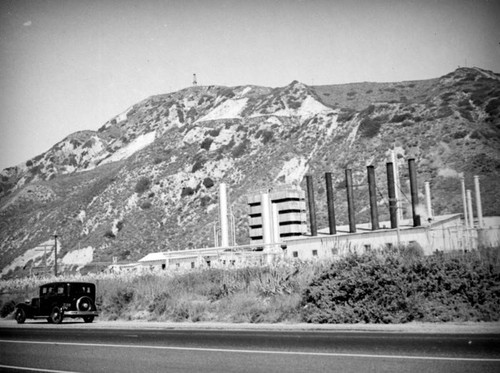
[{"left": 1, "top": 67, "right": 499, "bottom": 278}]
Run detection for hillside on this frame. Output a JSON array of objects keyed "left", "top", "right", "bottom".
[{"left": 1, "top": 67, "right": 499, "bottom": 278}]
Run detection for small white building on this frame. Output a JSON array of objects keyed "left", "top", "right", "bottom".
[{"left": 137, "top": 244, "right": 278, "bottom": 271}]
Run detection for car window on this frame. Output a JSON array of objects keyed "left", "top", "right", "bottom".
[
  {"left": 41, "top": 287, "right": 47, "bottom": 295},
  {"left": 79, "top": 286, "right": 92, "bottom": 294},
  {"left": 57, "top": 286, "right": 65, "bottom": 295}
]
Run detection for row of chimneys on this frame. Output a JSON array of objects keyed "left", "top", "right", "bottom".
[
  {"left": 305, "top": 158, "right": 484, "bottom": 236},
  {"left": 216, "top": 159, "right": 485, "bottom": 246}
]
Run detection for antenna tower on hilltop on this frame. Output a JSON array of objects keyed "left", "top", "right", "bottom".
[{"left": 192, "top": 73, "right": 197, "bottom": 86}]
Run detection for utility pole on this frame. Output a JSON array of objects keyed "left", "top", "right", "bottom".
[{"left": 53, "top": 233, "right": 58, "bottom": 277}]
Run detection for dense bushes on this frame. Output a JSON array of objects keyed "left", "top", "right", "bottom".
[
  {"left": 88, "top": 264, "right": 321, "bottom": 323},
  {"left": 0, "top": 300, "right": 16, "bottom": 318},
  {"left": 302, "top": 251, "right": 500, "bottom": 324},
  {"left": 2, "top": 251, "right": 498, "bottom": 324}
]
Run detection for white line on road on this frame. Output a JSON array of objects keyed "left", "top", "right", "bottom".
[
  {"left": 1, "top": 339, "right": 499, "bottom": 363},
  {"left": 0, "top": 364, "right": 81, "bottom": 373}
]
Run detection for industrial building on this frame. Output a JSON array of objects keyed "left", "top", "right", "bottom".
[
  {"left": 247, "top": 188, "right": 307, "bottom": 242},
  {"left": 129, "top": 157, "right": 500, "bottom": 272}
]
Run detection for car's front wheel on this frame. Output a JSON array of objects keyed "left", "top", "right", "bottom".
[
  {"left": 49, "top": 306, "right": 63, "bottom": 324},
  {"left": 15, "top": 308, "right": 26, "bottom": 324},
  {"left": 83, "top": 316, "right": 94, "bottom": 323}
]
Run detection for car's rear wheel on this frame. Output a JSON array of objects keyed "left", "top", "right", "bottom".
[
  {"left": 83, "top": 316, "right": 94, "bottom": 323},
  {"left": 50, "top": 306, "right": 63, "bottom": 324},
  {"left": 76, "top": 296, "right": 94, "bottom": 312},
  {"left": 15, "top": 308, "right": 26, "bottom": 324}
]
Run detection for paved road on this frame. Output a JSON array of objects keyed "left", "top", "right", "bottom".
[{"left": 0, "top": 325, "right": 499, "bottom": 373}]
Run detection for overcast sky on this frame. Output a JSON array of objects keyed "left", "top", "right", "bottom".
[{"left": 1, "top": 0, "right": 499, "bottom": 170}]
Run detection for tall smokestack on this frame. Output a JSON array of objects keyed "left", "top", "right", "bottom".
[
  {"left": 261, "top": 193, "right": 272, "bottom": 246},
  {"left": 345, "top": 169, "right": 356, "bottom": 233},
  {"left": 467, "top": 190, "right": 474, "bottom": 228},
  {"left": 474, "top": 176, "right": 484, "bottom": 228},
  {"left": 367, "top": 166, "right": 379, "bottom": 230},
  {"left": 386, "top": 163, "right": 398, "bottom": 229},
  {"left": 460, "top": 177, "right": 469, "bottom": 228},
  {"left": 425, "top": 181, "right": 433, "bottom": 220},
  {"left": 219, "top": 183, "right": 229, "bottom": 247},
  {"left": 306, "top": 175, "right": 318, "bottom": 236},
  {"left": 325, "top": 172, "right": 337, "bottom": 235},
  {"left": 391, "top": 150, "right": 403, "bottom": 221},
  {"left": 408, "top": 158, "right": 421, "bottom": 227}
]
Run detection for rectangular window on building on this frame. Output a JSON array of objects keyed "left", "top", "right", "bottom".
[
  {"left": 191, "top": 262, "right": 195, "bottom": 269},
  {"left": 161, "top": 263, "right": 166, "bottom": 270},
  {"left": 206, "top": 261, "right": 211, "bottom": 267},
  {"left": 364, "top": 244, "right": 371, "bottom": 252},
  {"left": 386, "top": 243, "right": 393, "bottom": 250},
  {"left": 331, "top": 247, "right": 338, "bottom": 255},
  {"left": 312, "top": 250, "right": 318, "bottom": 256},
  {"left": 292, "top": 251, "right": 298, "bottom": 258},
  {"left": 176, "top": 263, "right": 180, "bottom": 268}
]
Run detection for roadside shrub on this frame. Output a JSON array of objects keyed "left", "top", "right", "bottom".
[
  {"left": 400, "top": 242, "right": 424, "bottom": 261},
  {"left": 99, "top": 286, "right": 135, "bottom": 320},
  {"left": 0, "top": 300, "right": 16, "bottom": 318},
  {"left": 302, "top": 252, "right": 500, "bottom": 324}
]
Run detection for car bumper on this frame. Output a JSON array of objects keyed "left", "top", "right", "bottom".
[{"left": 63, "top": 311, "right": 99, "bottom": 317}]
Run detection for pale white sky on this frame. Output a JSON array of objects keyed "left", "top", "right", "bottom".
[{"left": 1, "top": 0, "right": 499, "bottom": 170}]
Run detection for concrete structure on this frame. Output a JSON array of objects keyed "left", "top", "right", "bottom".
[
  {"left": 130, "top": 165, "right": 499, "bottom": 273},
  {"left": 247, "top": 188, "right": 307, "bottom": 243},
  {"left": 136, "top": 243, "right": 283, "bottom": 272},
  {"left": 131, "top": 216, "right": 500, "bottom": 273},
  {"left": 283, "top": 214, "right": 500, "bottom": 260},
  {"left": 219, "top": 183, "right": 230, "bottom": 247}
]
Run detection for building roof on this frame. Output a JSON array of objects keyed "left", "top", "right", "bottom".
[
  {"left": 138, "top": 252, "right": 169, "bottom": 262},
  {"left": 316, "top": 214, "right": 462, "bottom": 236}
]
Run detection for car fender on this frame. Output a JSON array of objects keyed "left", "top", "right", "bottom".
[{"left": 15, "top": 303, "right": 35, "bottom": 318}]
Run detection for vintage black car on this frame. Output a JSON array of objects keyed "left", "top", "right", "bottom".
[{"left": 14, "top": 282, "right": 99, "bottom": 324}]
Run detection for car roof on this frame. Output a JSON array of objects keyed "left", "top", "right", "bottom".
[{"left": 40, "top": 282, "right": 95, "bottom": 287}]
